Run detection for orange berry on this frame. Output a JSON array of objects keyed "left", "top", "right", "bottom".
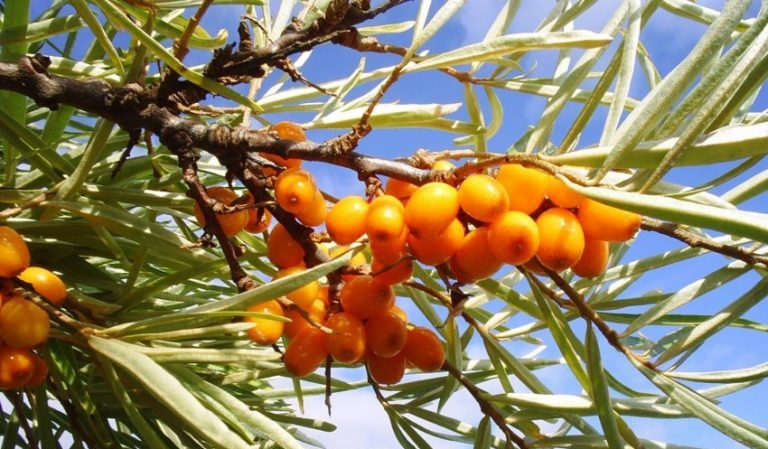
[
  {"left": 326, "top": 312, "right": 367, "bottom": 363},
  {"left": 0, "top": 346, "right": 34, "bottom": 389},
  {"left": 403, "top": 327, "right": 445, "bottom": 372},
  {"left": 366, "top": 311, "right": 408, "bottom": 358},
  {"left": 370, "top": 225, "right": 408, "bottom": 264},
  {"left": 371, "top": 256, "right": 412, "bottom": 285},
  {"left": 284, "top": 298, "right": 328, "bottom": 340},
  {"left": 0, "top": 299, "right": 49, "bottom": 349},
  {"left": 17, "top": 267, "right": 67, "bottom": 306},
  {"left": 274, "top": 266, "right": 319, "bottom": 310},
  {"left": 536, "top": 208, "right": 585, "bottom": 271},
  {"left": 577, "top": 199, "right": 641, "bottom": 242},
  {"left": 260, "top": 122, "right": 305, "bottom": 171},
  {"left": 487, "top": 211, "right": 539, "bottom": 265},
  {"left": 193, "top": 186, "right": 248, "bottom": 237},
  {"left": 25, "top": 354, "right": 48, "bottom": 388},
  {"left": 407, "top": 218, "right": 465, "bottom": 266},
  {"left": 572, "top": 239, "right": 610, "bottom": 278},
  {"left": 244, "top": 300, "right": 285, "bottom": 346},
  {"left": 458, "top": 174, "right": 509, "bottom": 222},
  {"left": 284, "top": 327, "right": 329, "bottom": 378},
  {"left": 327, "top": 196, "right": 369, "bottom": 244},
  {"left": 388, "top": 305, "right": 408, "bottom": 323},
  {"left": 0, "top": 227, "right": 29, "bottom": 279},
  {"left": 495, "top": 164, "right": 548, "bottom": 214},
  {"left": 317, "top": 285, "right": 330, "bottom": 305},
  {"left": 274, "top": 169, "right": 316, "bottom": 215},
  {"left": 547, "top": 176, "right": 584, "bottom": 209},
  {"left": 367, "top": 350, "right": 406, "bottom": 385},
  {"left": 385, "top": 178, "right": 418, "bottom": 201},
  {"left": 295, "top": 190, "right": 327, "bottom": 227},
  {"left": 449, "top": 227, "right": 502, "bottom": 283},
  {"left": 244, "top": 194, "right": 272, "bottom": 234},
  {"left": 405, "top": 183, "right": 459, "bottom": 239},
  {"left": 432, "top": 160, "right": 455, "bottom": 171},
  {"left": 267, "top": 224, "right": 305, "bottom": 269},
  {"left": 339, "top": 275, "right": 395, "bottom": 320},
  {"left": 365, "top": 195, "right": 406, "bottom": 246}
]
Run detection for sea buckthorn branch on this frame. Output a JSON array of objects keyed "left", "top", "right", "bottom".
[
  {"left": 641, "top": 217, "right": 768, "bottom": 267},
  {"left": 443, "top": 361, "right": 528, "bottom": 449}
]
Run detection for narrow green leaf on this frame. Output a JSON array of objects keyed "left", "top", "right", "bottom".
[
  {"left": 585, "top": 324, "right": 624, "bottom": 449},
  {"left": 70, "top": 0, "right": 125, "bottom": 74},
  {"left": 668, "top": 362, "right": 768, "bottom": 383}
]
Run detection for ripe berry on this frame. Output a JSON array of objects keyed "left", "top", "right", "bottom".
[
  {"left": 326, "top": 312, "right": 367, "bottom": 363},
  {"left": 535, "top": 208, "right": 585, "bottom": 271},
  {"left": 17, "top": 267, "right": 67, "bottom": 306},
  {"left": 407, "top": 218, "right": 465, "bottom": 266},
  {"left": 367, "top": 350, "right": 406, "bottom": 385},
  {"left": 495, "top": 164, "right": 548, "bottom": 214},
  {"left": 365, "top": 195, "right": 406, "bottom": 246},
  {"left": 327, "top": 196, "right": 369, "bottom": 245},
  {"left": 284, "top": 298, "right": 328, "bottom": 340},
  {"left": 0, "top": 346, "right": 35, "bottom": 389},
  {"left": 260, "top": 122, "right": 304, "bottom": 171},
  {"left": 403, "top": 327, "right": 445, "bottom": 372},
  {"left": 384, "top": 178, "right": 417, "bottom": 202},
  {"left": 284, "top": 327, "right": 329, "bottom": 377},
  {"left": 267, "top": 224, "right": 305, "bottom": 269},
  {"left": 244, "top": 300, "right": 285, "bottom": 346},
  {"left": 547, "top": 176, "right": 584, "bottom": 209},
  {"left": 365, "top": 311, "right": 408, "bottom": 358},
  {"left": 0, "top": 298, "right": 50, "bottom": 348},
  {"left": 339, "top": 275, "right": 395, "bottom": 320},
  {"left": 432, "top": 160, "right": 455, "bottom": 171},
  {"left": 405, "top": 183, "right": 459, "bottom": 239},
  {"left": 458, "top": 174, "right": 509, "bottom": 222},
  {"left": 193, "top": 186, "right": 248, "bottom": 237},
  {"left": 244, "top": 194, "right": 272, "bottom": 234},
  {"left": 449, "top": 227, "right": 502, "bottom": 283},
  {"left": 0, "top": 227, "right": 29, "bottom": 279},
  {"left": 274, "top": 266, "right": 319, "bottom": 310},
  {"left": 370, "top": 225, "right": 408, "bottom": 265},
  {"left": 25, "top": 353, "right": 48, "bottom": 388},
  {"left": 274, "top": 168, "right": 316, "bottom": 215},
  {"left": 572, "top": 239, "right": 610, "bottom": 278},
  {"left": 389, "top": 305, "right": 408, "bottom": 323},
  {"left": 371, "top": 256, "right": 412, "bottom": 285},
  {"left": 577, "top": 198, "right": 641, "bottom": 242},
  {"left": 295, "top": 190, "right": 327, "bottom": 227},
  {"left": 487, "top": 211, "right": 539, "bottom": 265}
]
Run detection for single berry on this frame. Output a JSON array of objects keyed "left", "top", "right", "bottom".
[
  {"left": 487, "top": 211, "right": 539, "bottom": 265},
  {"left": 193, "top": 186, "right": 249, "bottom": 237},
  {"left": 495, "top": 164, "right": 548, "bottom": 214},
  {"left": 284, "top": 327, "right": 329, "bottom": 377},
  {"left": 244, "top": 300, "right": 285, "bottom": 346},
  {"left": 535, "top": 208, "right": 585, "bottom": 271},
  {"left": 458, "top": 174, "right": 509, "bottom": 222},
  {"left": 327, "top": 196, "right": 369, "bottom": 245},
  {"left": 326, "top": 312, "right": 367, "bottom": 363},
  {"left": 0, "top": 227, "right": 29, "bottom": 279}
]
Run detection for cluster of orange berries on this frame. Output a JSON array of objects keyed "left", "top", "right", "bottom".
[
  {"left": 193, "top": 122, "right": 641, "bottom": 383},
  {"left": 0, "top": 227, "right": 66, "bottom": 390}
]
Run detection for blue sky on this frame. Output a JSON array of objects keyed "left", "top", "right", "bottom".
[{"left": 25, "top": 0, "right": 768, "bottom": 448}]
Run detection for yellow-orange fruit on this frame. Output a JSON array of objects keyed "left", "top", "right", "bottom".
[
  {"left": 365, "top": 195, "right": 406, "bottom": 246},
  {"left": 295, "top": 190, "right": 327, "bottom": 227},
  {"left": 432, "top": 160, "right": 455, "bottom": 171},
  {"left": 577, "top": 199, "right": 641, "bottom": 242},
  {"left": 487, "top": 211, "right": 540, "bottom": 265},
  {"left": 403, "top": 327, "right": 445, "bottom": 372},
  {"left": 572, "top": 239, "right": 610, "bottom": 278},
  {"left": 327, "top": 196, "right": 369, "bottom": 245},
  {"left": 284, "top": 327, "right": 328, "bottom": 377},
  {"left": 495, "top": 164, "right": 548, "bottom": 214},
  {"left": 0, "top": 346, "right": 34, "bottom": 389},
  {"left": 317, "top": 285, "right": 330, "bottom": 305},
  {"left": 0, "top": 299, "right": 49, "bottom": 348},
  {"left": 458, "top": 174, "right": 509, "bottom": 222},
  {"left": 535, "top": 208, "right": 585, "bottom": 271},
  {"left": 284, "top": 298, "right": 328, "bottom": 340},
  {"left": 0, "top": 227, "right": 29, "bottom": 279},
  {"left": 267, "top": 224, "right": 305, "bottom": 269},
  {"left": 331, "top": 246, "right": 368, "bottom": 282},
  {"left": 25, "top": 354, "right": 48, "bottom": 388},
  {"left": 244, "top": 300, "right": 285, "bottom": 346},
  {"left": 370, "top": 225, "right": 408, "bottom": 264},
  {"left": 17, "top": 267, "right": 67, "bottom": 306},
  {"left": 405, "top": 183, "right": 459, "bottom": 239},
  {"left": 193, "top": 186, "right": 248, "bottom": 237},
  {"left": 449, "top": 227, "right": 502, "bottom": 283},
  {"left": 371, "top": 256, "right": 412, "bottom": 285},
  {"left": 326, "top": 312, "right": 367, "bottom": 363},
  {"left": 407, "top": 218, "right": 465, "bottom": 266},
  {"left": 260, "top": 122, "right": 305, "bottom": 171},
  {"left": 367, "top": 350, "right": 406, "bottom": 385},
  {"left": 547, "top": 176, "right": 584, "bottom": 209},
  {"left": 389, "top": 305, "right": 408, "bottom": 323},
  {"left": 339, "top": 275, "right": 395, "bottom": 320},
  {"left": 274, "top": 266, "right": 319, "bottom": 310},
  {"left": 385, "top": 178, "right": 417, "bottom": 201},
  {"left": 244, "top": 194, "right": 272, "bottom": 234},
  {"left": 274, "top": 169, "right": 316, "bottom": 215},
  {"left": 366, "top": 311, "right": 408, "bottom": 358}
]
